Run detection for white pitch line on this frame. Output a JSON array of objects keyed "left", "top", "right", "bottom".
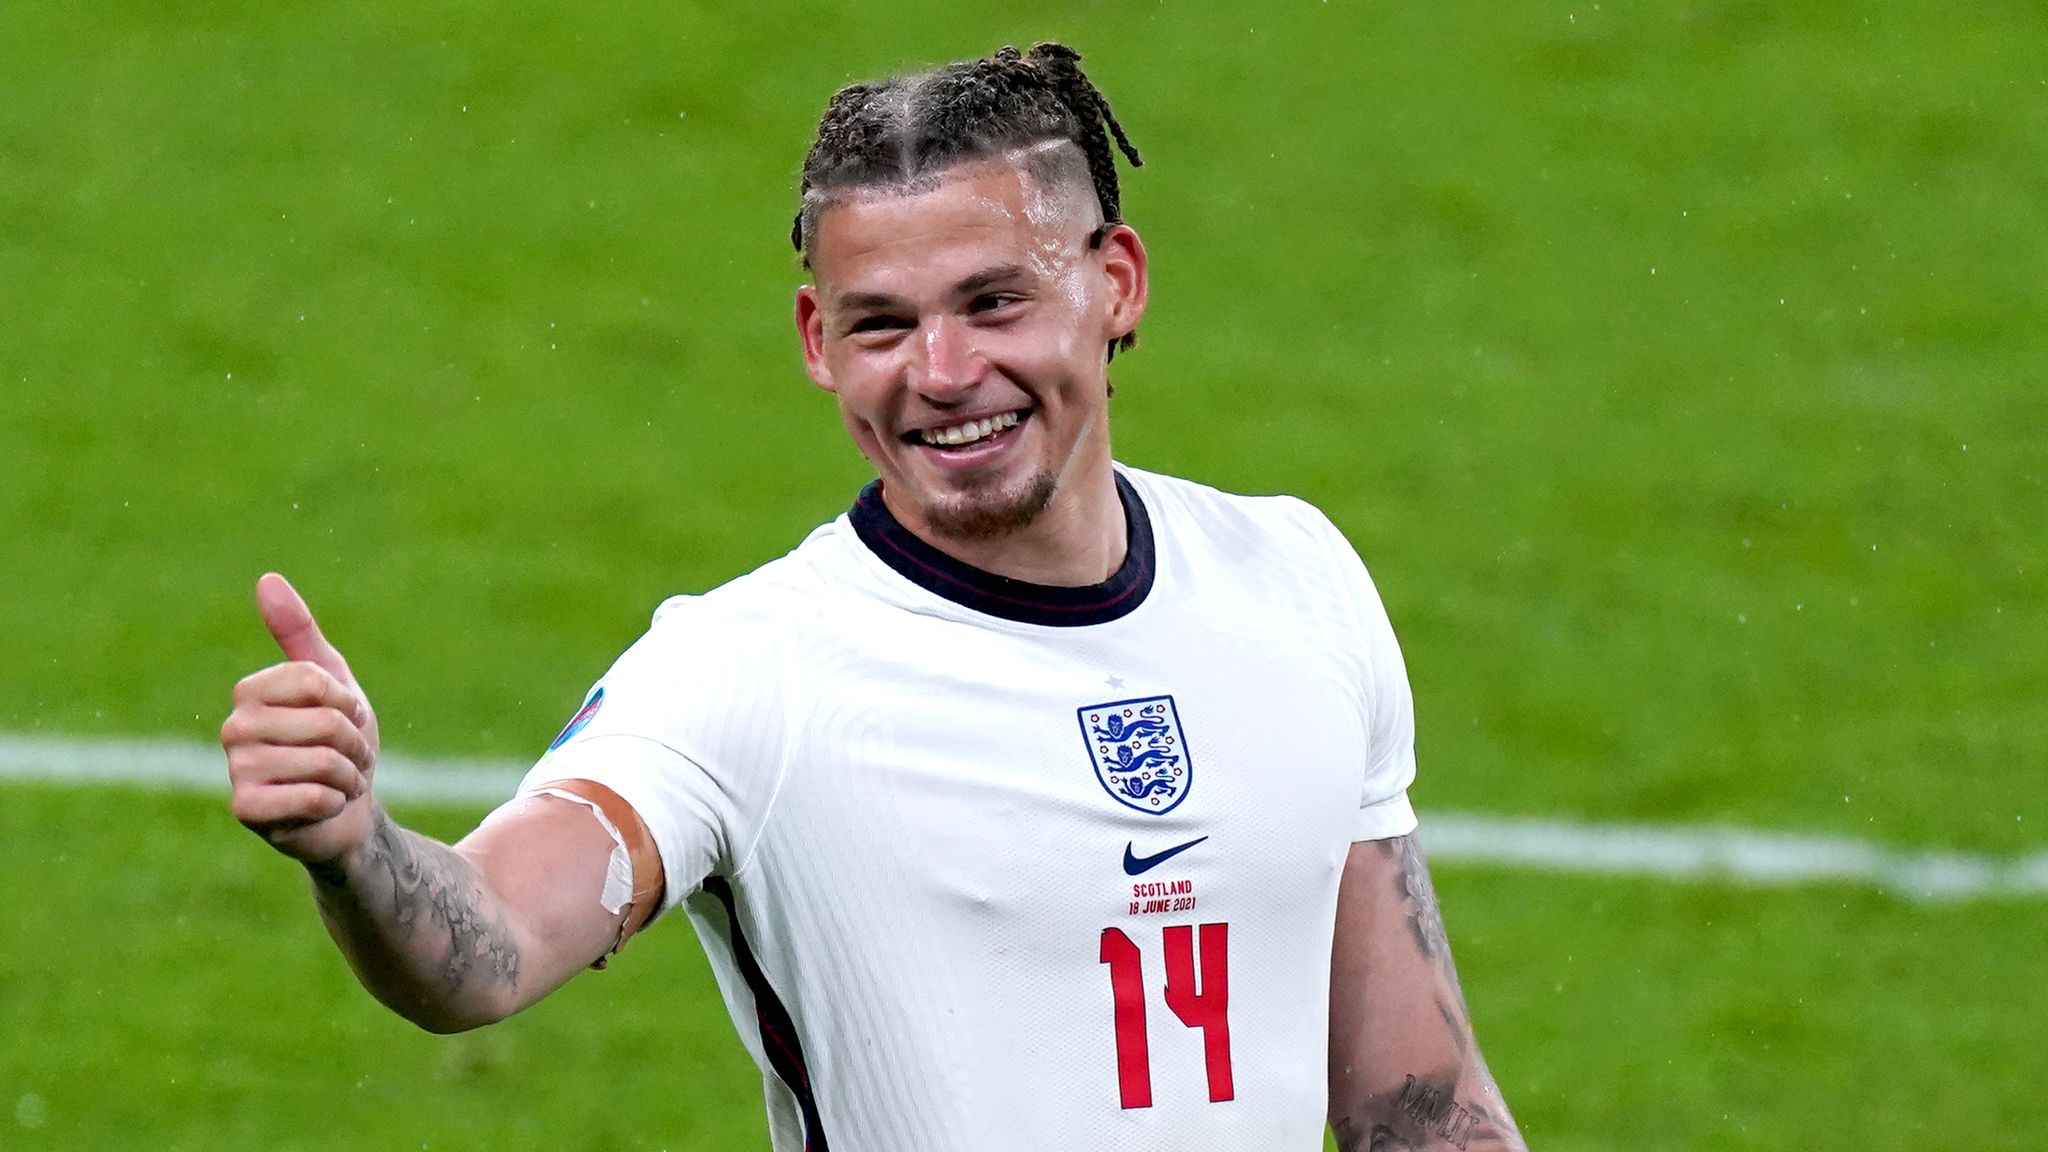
[
  {"left": 1420, "top": 815, "right": 2048, "bottom": 903},
  {"left": 0, "top": 732, "right": 525, "bottom": 805},
  {"left": 2, "top": 732, "right": 2041, "bottom": 902}
]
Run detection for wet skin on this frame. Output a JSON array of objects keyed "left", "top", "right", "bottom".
[{"left": 795, "top": 154, "right": 1149, "bottom": 587}]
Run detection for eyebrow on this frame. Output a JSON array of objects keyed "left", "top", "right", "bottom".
[
  {"left": 836, "top": 291, "right": 904, "bottom": 312},
  {"left": 834, "top": 264, "right": 1035, "bottom": 312},
  {"left": 954, "top": 264, "right": 1031, "bottom": 296}
]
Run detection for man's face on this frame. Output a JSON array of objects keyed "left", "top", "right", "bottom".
[{"left": 796, "top": 156, "right": 1147, "bottom": 543}]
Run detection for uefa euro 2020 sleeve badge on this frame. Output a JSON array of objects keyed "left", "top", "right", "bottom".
[
  {"left": 547, "top": 686, "right": 605, "bottom": 752},
  {"left": 1078, "top": 695, "right": 1193, "bottom": 815}
]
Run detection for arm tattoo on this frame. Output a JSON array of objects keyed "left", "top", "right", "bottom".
[
  {"left": 312, "top": 809, "right": 521, "bottom": 994},
  {"left": 1333, "top": 839, "right": 1526, "bottom": 1150},
  {"left": 1390, "top": 834, "right": 1456, "bottom": 981},
  {"left": 1332, "top": 1075, "right": 1492, "bottom": 1152},
  {"left": 1391, "top": 1074, "right": 1485, "bottom": 1148},
  {"left": 1383, "top": 835, "right": 1475, "bottom": 1043}
]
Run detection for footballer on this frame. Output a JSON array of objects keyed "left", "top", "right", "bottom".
[{"left": 221, "top": 42, "right": 1527, "bottom": 1151}]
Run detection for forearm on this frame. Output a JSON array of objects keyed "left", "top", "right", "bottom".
[{"left": 306, "top": 804, "right": 528, "bottom": 1033}]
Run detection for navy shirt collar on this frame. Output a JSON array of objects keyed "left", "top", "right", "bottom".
[{"left": 849, "top": 473, "right": 1155, "bottom": 627}]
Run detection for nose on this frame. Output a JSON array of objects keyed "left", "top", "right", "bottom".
[{"left": 909, "top": 314, "right": 983, "bottom": 400}]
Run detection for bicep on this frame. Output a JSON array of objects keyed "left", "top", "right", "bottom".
[{"left": 452, "top": 793, "right": 647, "bottom": 1007}]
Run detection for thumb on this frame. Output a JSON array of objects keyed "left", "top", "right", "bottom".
[{"left": 255, "top": 573, "right": 364, "bottom": 712}]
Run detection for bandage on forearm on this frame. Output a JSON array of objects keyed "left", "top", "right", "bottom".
[{"left": 522, "top": 779, "right": 666, "bottom": 957}]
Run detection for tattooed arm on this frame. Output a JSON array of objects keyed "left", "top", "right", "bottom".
[
  {"left": 1328, "top": 834, "right": 1526, "bottom": 1152},
  {"left": 223, "top": 575, "right": 641, "bottom": 1034},
  {"left": 303, "top": 795, "right": 631, "bottom": 1033}
]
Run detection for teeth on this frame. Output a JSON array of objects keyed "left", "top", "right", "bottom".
[{"left": 921, "top": 411, "right": 1019, "bottom": 447}]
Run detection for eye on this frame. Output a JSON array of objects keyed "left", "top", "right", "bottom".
[
  {"left": 848, "top": 314, "right": 912, "bottom": 335},
  {"left": 969, "top": 293, "right": 1023, "bottom": 315}
]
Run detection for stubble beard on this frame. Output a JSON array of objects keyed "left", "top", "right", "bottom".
[{"left": 920, "top": 467, "right": 1060, "bottom": 542}]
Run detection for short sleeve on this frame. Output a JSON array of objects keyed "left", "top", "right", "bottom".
[
  {"left": 518, "top": 593, "right": 791, "bottom": 916},
  {"left": 1313, "top": 513, "right": 1420, "bottom": 842}
]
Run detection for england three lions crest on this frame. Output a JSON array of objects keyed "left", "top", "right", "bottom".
[{"left": 1079, "top": 695, "right": 1193, "bottom": 815}]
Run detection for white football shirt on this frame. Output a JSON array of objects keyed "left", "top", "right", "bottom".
[{"left": 521, "top": 465, "right": 1418, "bottom": 1150}]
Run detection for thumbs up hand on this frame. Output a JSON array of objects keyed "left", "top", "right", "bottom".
[{"left": 221, "top": 574, "right": 383, "bottom": 865}]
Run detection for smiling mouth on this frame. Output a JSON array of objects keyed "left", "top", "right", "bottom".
[{"left": 904, "top": 410, "right": 1026, "bottom": 450}]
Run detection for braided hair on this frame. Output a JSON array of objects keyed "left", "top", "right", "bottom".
[{"left": 792, "top": 42, "right": 1145, "bottom": 354}]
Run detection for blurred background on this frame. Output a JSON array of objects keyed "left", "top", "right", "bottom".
[{"left": 2, "top": 2, "right": 2042, "bottom": 1149}]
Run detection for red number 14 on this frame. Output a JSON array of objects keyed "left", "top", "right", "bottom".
[{"left": 1099, "top": 922, "right": 1234, "bottom": 1108}]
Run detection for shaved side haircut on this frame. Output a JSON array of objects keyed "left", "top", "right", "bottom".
[{"left": 792, "top": 42, "right": 1146, "bottom": 355}]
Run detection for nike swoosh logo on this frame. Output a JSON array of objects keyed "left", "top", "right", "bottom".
[{"left": 1123, "top": 836, "right": 1209, "bottom": 876}]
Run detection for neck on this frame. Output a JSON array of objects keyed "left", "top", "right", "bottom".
[{"left": 882, "top": 450, "right": 1126, "bottom": 587}]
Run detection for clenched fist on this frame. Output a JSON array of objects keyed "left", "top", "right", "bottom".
[{"left": 221, "top": 573, "right": 382, "bottom": 865}]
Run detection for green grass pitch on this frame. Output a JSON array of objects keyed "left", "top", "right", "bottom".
[{"left": 2, "top": 2, "right": 2042, "bottom": 1149}]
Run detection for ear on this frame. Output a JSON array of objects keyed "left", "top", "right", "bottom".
[
  {"left": 794, "top": 285, "right": 836, "bottom": 393},
  {"left": 1095, "top": 223, "right": 1149, "bottom": 347}
]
